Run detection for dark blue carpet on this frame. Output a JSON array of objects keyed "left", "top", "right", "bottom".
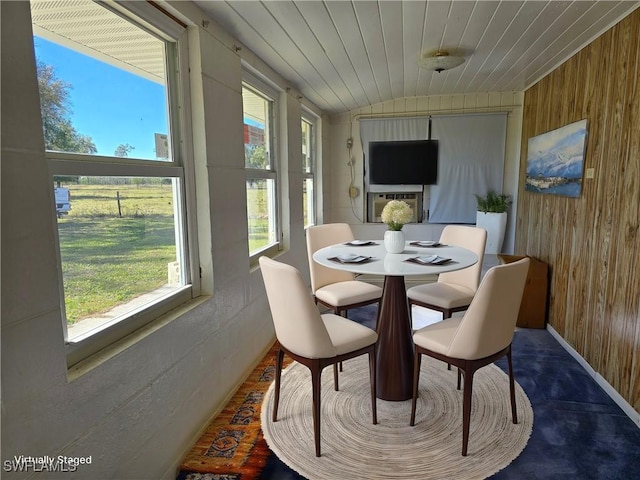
[{"left": 259, "top": 305, "right": 640, "bottom": 480}]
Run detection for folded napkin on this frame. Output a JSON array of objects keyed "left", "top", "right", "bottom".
[
  {"left": 329, "top": 254, "right": 372, "bottom": 264},
  {"left": 405, "top": 255, "right": 452, "bottom": 265}
]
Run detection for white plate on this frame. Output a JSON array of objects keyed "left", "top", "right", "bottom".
[
  {"left": 336, "top": 254, "right": 369, "bottom": 263},
  {"left": 414, "top": 255, "right": 451, "bottom": 265},
  {"left": 416, "top": 241, "right": 436, "bottom": 247},
  {"left": 415, "top": 255, "right": 438, "bottom": 263},
  {"left": 346, "top": 240, "right": 374, "bottom": 246}
]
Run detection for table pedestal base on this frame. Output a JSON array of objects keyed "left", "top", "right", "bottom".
[{"left": 375, "top": 275, "right": 414, "bottom": 401}]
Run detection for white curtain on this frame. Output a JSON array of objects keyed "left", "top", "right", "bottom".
[
  {"left": 359, "top": 117, "right": 430, "bottom": 192},
  {"left": 429, "top": 113, "right": 507, "bottom": 224}
]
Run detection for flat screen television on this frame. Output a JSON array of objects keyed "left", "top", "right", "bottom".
[{"left": 368, "top": 140, "right": 438, "bottom": 185}]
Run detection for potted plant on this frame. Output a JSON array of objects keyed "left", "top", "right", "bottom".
[
  {"left": 381, "top": 200, "right": 413, "bottom": 253},
  {"left": 474, "top": 190, "right": 512, "bottom": 254}
]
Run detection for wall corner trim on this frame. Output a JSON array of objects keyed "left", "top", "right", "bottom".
[{"left": 547, "top": 325, "right": 640, "bottom": 429}]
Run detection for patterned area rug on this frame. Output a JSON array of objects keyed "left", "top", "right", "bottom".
[
  {"left": 178, "top": 343, "right": 291, "bottom": 480},
  {"left": 178, "top": 320, "right": 640, "bottom": 480},
  {"left": 262, "top": 355, "right": 533, "bottom": 480}
]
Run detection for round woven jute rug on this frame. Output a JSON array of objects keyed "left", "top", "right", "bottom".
[{"left": 262, "top": 355, "right": 533, "bottom": 480}]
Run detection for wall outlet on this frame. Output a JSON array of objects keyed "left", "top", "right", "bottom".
[{"left": 349, "top": 186, "right": 360, "bottom": 198}]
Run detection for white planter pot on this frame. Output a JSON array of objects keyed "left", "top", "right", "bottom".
[
  {"left": 476, "top": 212, "right": 507, "bottom": 254},
  {"left": 384, "top": 230, "right": 405, "bottom": 254}
]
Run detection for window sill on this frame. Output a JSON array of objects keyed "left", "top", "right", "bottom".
[
  {"left": 66, "top": 295, "right": 210, "bottom": 382},
  {"left": 249, "top": 242, "right": 282, "bottom": 268}
]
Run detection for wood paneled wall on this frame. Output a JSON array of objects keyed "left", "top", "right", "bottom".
[{"left": 517, "top": 9, "right": 639, "bottom": 412}]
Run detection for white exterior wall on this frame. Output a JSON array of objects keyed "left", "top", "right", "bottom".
[
  {"left": 0, "top": 2, "right": 315, "bottom": 479},
  {"left": 328, "top": 94, "right": 524, "bottom": 253}
]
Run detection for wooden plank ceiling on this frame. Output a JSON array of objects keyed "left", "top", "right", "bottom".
[
  {"left": 194, "top": 0, "right": 640, "bottom": 114},
  {"left": 30, "top": 0, "right": 166, "bottom": 84}
]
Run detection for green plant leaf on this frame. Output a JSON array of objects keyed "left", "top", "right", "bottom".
[{"left": 474, "top": 190, "right": 512, "bottom": 213}]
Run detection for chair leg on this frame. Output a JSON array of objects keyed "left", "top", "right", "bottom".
[
  {"left": 409, "top": 348, "right": 422, "bottom": 426},
  {"left": 461, "top": 366, "right": 474, "bottom": 456},
  {"left": 369, "top": 348, "right": 377, "bottom": 425},
  {"left": 310, "top": 361, "right": 322, "bottom": 457},
  {"left": 507, "top": 347, "right": 518, "bottom": 424},
  {"left": 333, "top": 363, "right": 339, "bottom": 391},
  {"left": 375, "top": 300, "right": 382, "bottom": 333},
  {"left": 443, "top": 311, "right": 452, "bottom": 370},
  {"left": 272, "top": 347, "right": 284, "bottom": 422},
  {"left": 457, "top": 368, "right": 462, "bottom": 390},
  {"left": 337, "top": 308, "right": 345, "bottom": 372}
]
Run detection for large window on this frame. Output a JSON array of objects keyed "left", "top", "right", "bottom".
[
  {"left": 31, "top": 0, "right": 195, "bottom": 364},
  {"left": 301, "top": 116, "right": 316, "bottom": 228},
  {"left": 242, "top": 81, "right": 280, "bottom": 258}
]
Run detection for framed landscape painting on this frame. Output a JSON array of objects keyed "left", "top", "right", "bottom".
[{"left": 525, "top": 119, "right": 588, "bottom": 197}]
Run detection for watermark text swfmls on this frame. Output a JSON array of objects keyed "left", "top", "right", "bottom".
[{"left": 3, "top": 455, "right": 92, "bottom": 472}]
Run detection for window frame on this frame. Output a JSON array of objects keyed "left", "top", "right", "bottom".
[
  {"left": 35, "top": 2, "right": 200, "bottom": 366},
  {"left": 301, "top": 112, "right": 317, "bottom": 228},
  {"left": 242, "top": 72, "right": 282, "bottom": 262}
]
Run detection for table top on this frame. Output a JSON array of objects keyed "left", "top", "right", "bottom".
[{"left": 312, "top": 241, "right": 478, "bottom": 277}]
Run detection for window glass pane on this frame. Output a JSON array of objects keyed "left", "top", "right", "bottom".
[
  {"left": 304, "top": 178, "right": 315, "bottom": 228},
  {"left": 243, "top": 87, "right": 271, "bottom": 169},
  {"left": 302, "top": 118, "right": 315, "bottom": 228},
  {"left": 31, "top": 0, "right": 171, "bottom": 161},
  {"left": 247, "top": 179, "right": 277, "bottom": 254},
  {"left": 302, "top": 120, "right": 312, "bottom": 173},
  {"left": 54, "top": 176, "right": 183, "bottom": 340}
]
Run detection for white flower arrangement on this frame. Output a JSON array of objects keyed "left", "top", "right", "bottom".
[{"left": 380, "top": 200, "right": 413, "bottom": 231}]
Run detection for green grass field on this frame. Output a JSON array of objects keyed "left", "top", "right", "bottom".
[
  {"left": 57, "top": 184, "right": 176, "bottom": 324},
  {"left": 58, "top": 182, "right": 289, "bottom": 325},
  {"left": 246, "top": 182, "right": 274, "bottom": 253}
]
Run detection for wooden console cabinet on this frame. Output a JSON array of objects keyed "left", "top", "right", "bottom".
[{"left": 498, "top": 254, "right": 548, "bottom": 329}]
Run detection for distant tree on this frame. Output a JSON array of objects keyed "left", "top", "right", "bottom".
[
  {"left": 245, "top": 144, "right": 268, "bottom": 169},
  {"left": 114, "top": 143, "right": 135, "bottom": 157},
  {"left": 132, "top": 177, "right": 146, "bottom": 188},
  {"left": 36, "top": 61, "right": 97, "bottom": 155},
  {"left": 54, "top": 176, "right": 80, "bottom": 188}
]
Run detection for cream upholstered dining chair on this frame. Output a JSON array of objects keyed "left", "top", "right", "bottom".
[
  {"left": 259, "top": 256, "right": 378, "bottom": 457},
  {"left": 306, "top": 223, "right": 383, "bottom": 319},
  {"left": 409, "top": 257, "right": 530, "bottom": 456},
  {"left": 407, "top": 225, "right": 487, "bottom": 321}
]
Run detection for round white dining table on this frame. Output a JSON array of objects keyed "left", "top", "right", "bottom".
[{"left": 313, "top": 241, "right": 478, "bottom": 401}]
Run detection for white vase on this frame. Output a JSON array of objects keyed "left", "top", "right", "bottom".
[
  {"left": 384, "top": 230, "right": 405, "bottom": 254},
  {"left": 476, "top": 211, "right": 508, "bottom": 254}
]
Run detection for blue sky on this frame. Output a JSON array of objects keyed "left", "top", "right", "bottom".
[{"left": 34, "top": 36, "right": 168, "bottom": 160}]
